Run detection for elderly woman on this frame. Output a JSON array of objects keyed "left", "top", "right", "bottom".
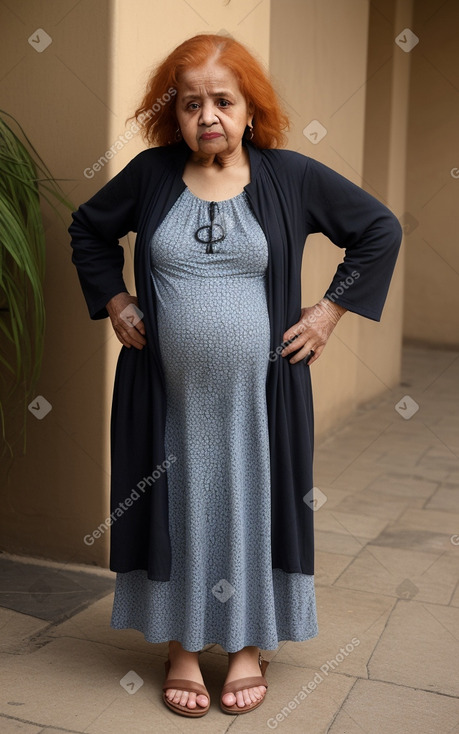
[{"left": 69, "top": 33, "right": 402, "bottom": 718}]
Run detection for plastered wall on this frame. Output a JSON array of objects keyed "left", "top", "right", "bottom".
[
  {"left": 270, "top": 0, "right": 409, "bottom": 435},
  {"left": 402, "top": 0, "right": 459, "bottom": 347}
]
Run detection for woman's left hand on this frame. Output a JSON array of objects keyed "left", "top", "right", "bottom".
[{"left": 281, "top": 298, "right": 347, "bottom": 366}]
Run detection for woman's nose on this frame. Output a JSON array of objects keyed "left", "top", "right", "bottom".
[{"left": 199, "top": 101, "right": 218, "bottom": 126}]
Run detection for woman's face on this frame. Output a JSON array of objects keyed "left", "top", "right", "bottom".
[{"left": 175, "top": 58, "right": 253, "bottom": 157}]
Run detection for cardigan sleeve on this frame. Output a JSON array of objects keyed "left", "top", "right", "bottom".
[
  {"left": 302, "top": 157, "right": 403, "bottom": 321},
  {"left": 68, "top": 156, "right": 141, "bottom": 320}
]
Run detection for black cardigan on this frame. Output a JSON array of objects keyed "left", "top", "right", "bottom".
[{"left": 69, "top": 138, "right": 402, "bottom": 580}]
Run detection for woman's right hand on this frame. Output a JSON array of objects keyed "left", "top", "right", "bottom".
[{"left": 106, "top": 292, "right": 147, "bottom": 350}]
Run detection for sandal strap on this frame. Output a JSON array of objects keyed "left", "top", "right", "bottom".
[
  {"left": 221, "top": 673, "right": 268, "bottom": 696},
  {"left": 162, "top": 677, "right": 209, "bottom": 697},
  {"left": 163, "top": 660, "right": 209, "bottom": 698},
  {"left": 221, "top": 656, "right": 269, "bottom": 696}
]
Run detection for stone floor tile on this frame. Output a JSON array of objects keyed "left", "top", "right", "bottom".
[
  {"left": 229, "top": 665, "right": 354, "bottom": 734},
  {"left": 0, "top": 636, "right": 150, "bottom": 730},
  {"left": 326, "top": 467, "right": 385, "bottom": 493},
  {"left": 451, "top": 584, "right": 459, "bottom": 607},
  {"left": 416, "top": 447, "right": 459, "bottom": 476},
  {"left": 335, "top": 545, "right": 459, "bottom": 604},
  {"left": 332, "top": 491, "right": 413, "bottom": 520},
  {"left": 328, "top": 679, "right": 459, "bottom": 734},
  {"left": 396, "top": 508, "right": 459, "bottom": 534},
  {"left": 311, "top": 486, "right": 358, "bottom": 510},
  {"left": 0, "top": 608, "right": 49, "bottom": 653},
  {"left": 401, "top": 348, "right": 458, "bottom": 387},
  {"left": 274, "top": 587, "right": 395, "bottom": 679},
  {"left": 369, "top": 600, "right": 459, "bottom": 696},
  {"left": 361, "top": 473, "right": 438, "bottom": 500},
  {"left": 361, "top": 430, "right": 431, "bottom": 457},
  {"left": 0, "top": 719, "right": 42, "bottom": 734},
  {"left": 45, "top": 593, "right": 169, "bottom": 658},
  {"left": 370, "top": 525, "right": 456, "bottom": 555},
  {"left": 313, "top": 510, "right": 388, "bottom": 540},
  {"left": 425, "top": 487, "right": 459, "bottom": 512},
  {"left": 314, "top": 530, "right": 368, "bottom": 556},
  {"left": 85, "top": 648, "right": 232, "bottom": 733},
  {"left": 375, "top": 448, "right": 449, "bottom": 475},
  {"left": 315, "top": 551, "right": 354, "bottom": 586}
]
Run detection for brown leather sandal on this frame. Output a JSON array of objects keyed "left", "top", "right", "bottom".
[
  {"left": 220, "top": 651, "right": 269, "bottom": 714},
  {"left": 162, "top": 658, "right": 211, "bottom": 718}
]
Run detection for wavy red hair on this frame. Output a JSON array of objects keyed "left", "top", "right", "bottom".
[{"left": 132, "top": 33, "right": 290, "bottom": 149}]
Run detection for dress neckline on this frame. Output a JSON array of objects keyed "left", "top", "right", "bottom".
[{"left": 183, "top": 185, "right": 246, "bottom": 204}]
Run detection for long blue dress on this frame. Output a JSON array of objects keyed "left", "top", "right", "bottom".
[{"left": 110, "top": 186, "right": 318, "bottom": 652}]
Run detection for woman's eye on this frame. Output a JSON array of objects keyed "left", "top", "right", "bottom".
[
  {"left": 218, "top": 99, "right": 230, "bottom": 107},
  {"left": 187, "top": 102, "right": 199, "bottom": 110}
]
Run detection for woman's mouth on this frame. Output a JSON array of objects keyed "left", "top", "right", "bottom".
[{"left": 201, "top": 132, "right": 222, "bottom": 140}]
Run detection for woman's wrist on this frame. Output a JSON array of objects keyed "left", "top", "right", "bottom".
[{"left": 318, "top": 298, "right": 347, "bottom": 325}]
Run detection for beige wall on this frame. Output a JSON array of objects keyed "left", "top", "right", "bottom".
[
  {"left": 270, "top": 0, "right": 409, "bottom": 435},
  {"left": 1, "top": 0, "right": 411, "bottom": 566},
  {"left": 403, "top": 0, "right": 459, "bottom": 347},
  {"left": 0, "top": 0, "right": 114, "bottom": 568},
  {"left": 0, "top": 1, "right": 271, "bottom": 566}
]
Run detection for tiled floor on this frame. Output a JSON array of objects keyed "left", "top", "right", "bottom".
[{"left": 1, "top": 346, "right": 458, "bottom": 733}]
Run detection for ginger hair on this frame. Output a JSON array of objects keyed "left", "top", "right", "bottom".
[{"left": 131, "top": 33, "right": 290, "bottom": 149}]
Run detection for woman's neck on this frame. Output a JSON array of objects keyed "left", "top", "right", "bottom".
[{"left": 189, "top": 144, "right": 248, "bottom": 170}]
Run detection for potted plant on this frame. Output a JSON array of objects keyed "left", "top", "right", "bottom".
[{"left": 0, "top": 110, "right": 73, "bottom": 455}]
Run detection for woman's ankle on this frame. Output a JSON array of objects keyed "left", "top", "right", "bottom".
[
  {"left": 168, "top": 640, "right": 199, "bottom": 658},
  {"left": 228, "top": 645, "right": 259, "bottom": 658}
]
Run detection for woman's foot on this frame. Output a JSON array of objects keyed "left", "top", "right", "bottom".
[
  {"left": 221, "top": 646, "right": 267, "bottom": 709},
  {"left": 163, "top": 640, "right": 209, "bottom": 711}
]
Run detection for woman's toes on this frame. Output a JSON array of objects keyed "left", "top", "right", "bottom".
[
  {"left": 184, "top": 691, "right": 196, "bottom": 708},
  {"left": 166, "top": 689, "right": 208, "bottom": 709},
  {"left": 237, "top": 689, "right": 250, "bottom": 707},
  {"left": 254, "top": 685, "right": 266, "bottom": 700},
  {"left": 165, "top": 687, "right": 177, "bottom": 701},
  {"left": 222, "top": 685, "right": 266, "bottom": 708},
  {"left": 239, "top": 686, "right": 266, "bottom": 707}
]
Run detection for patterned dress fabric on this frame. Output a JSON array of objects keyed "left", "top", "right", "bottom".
[{"left": 110, "top": 187, "right": 318, "bottom": 652}]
